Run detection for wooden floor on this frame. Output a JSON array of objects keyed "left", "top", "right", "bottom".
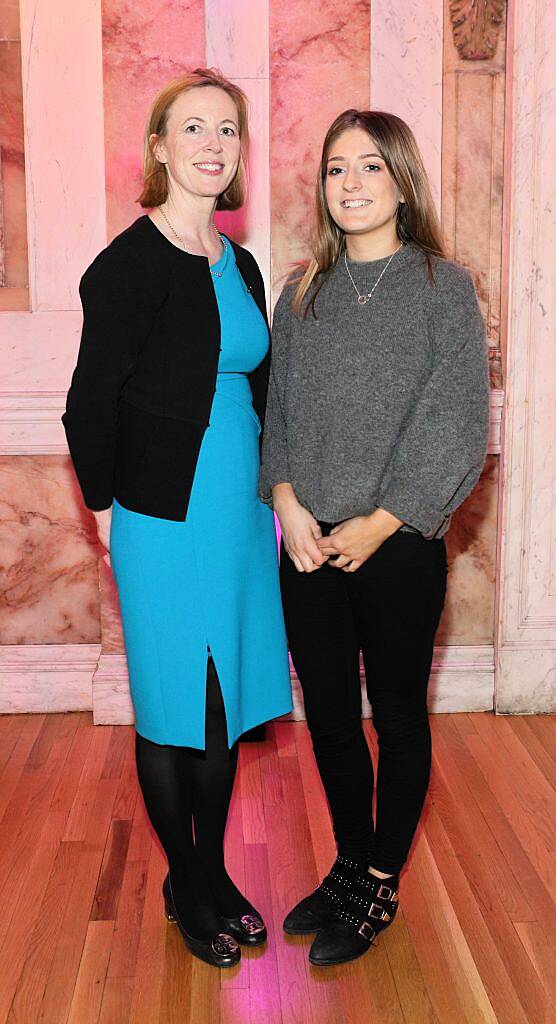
[{"left": 0, "top": 711, "right": 555, "bottom": 1024}]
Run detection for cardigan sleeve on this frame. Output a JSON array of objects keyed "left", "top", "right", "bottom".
[
  {"left": 259, "top": 284, "right": 295, "bottom": 502},
  {"left": 62, "top": 241, "right": 159, "bottom": 511},
  {"left": 377, "top": 264, "right": 490, "bottom": 538}
]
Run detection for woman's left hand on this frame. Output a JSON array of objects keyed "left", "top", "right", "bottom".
[{"left": 316, "top": 509, "right": 403, "bottom": 572}]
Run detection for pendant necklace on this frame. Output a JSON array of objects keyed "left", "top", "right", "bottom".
[{"left": 344, "top": 242, "right": 403, "bottom": 305}]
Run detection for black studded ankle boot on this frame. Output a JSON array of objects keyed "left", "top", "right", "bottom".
[
  {"left": 308, "top": 870, "right": 399, "bottom": 966},
  {"left": 283, "top": 855, "right": 363, "bottom": 936}
]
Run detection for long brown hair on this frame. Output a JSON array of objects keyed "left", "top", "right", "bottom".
[
  {"left": 138, "top": 68, "right": 249, "bottom": 211},
  {"left": 293, "top": 109, "right": 445, "bottom": 317}
]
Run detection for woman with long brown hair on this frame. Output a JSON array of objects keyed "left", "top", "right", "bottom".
[
  {"left": 261, "top": 109, "right": 489, "bottom": 966},
  {"left": 63, "top": 68, "right": 292, "bottom": 969}
]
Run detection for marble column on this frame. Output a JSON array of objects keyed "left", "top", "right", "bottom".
[
  {"left": 496, "top": 0, "right": 556, "bottom": 712},
  {"left": 370, "top": 0, "right": 443, "bottom": 209}
]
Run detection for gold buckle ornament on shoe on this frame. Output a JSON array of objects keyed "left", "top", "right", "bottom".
[
  {"left": 212, "top": 933, "right": 240, "bottom": 956},
  {"left": 240, "top": 914, "right": 265, "bottom": 934},
  {"left": 358, "top": 920, "right": 376, "bottom": 941},
  {"left": 376, "top": 884, "right": 398, "bottom": 901},
  {"left": 368, "top": 902, "right": 390, "bottom": 922}
]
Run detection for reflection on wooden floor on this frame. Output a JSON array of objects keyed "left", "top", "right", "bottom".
[{"left": 0, "top": 711, "right": 554, "bottom": 1023}]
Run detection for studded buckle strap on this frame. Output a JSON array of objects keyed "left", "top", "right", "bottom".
[
  {"left": 358, "top": 920, "right": 377, "bottom": 941},
  {"left": 376, "top": 883, "right": 398, "bottom": 902},
  {"left": 368, "top": 902, "right": 391, "bottom": 922}
]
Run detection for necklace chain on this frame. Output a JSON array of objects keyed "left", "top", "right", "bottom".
[
  {"left": 344, "top": 243, "right": 403, "bottom": 305},
  {"left": 157, "top": 206, "right": 227, "bottom": 278}
]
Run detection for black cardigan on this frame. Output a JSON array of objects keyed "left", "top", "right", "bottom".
[{"left": 62, "top": 215, "right": 271, "bottom": 521}]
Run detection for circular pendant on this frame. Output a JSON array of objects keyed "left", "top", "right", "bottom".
[{"left": 357, "top": 295, "right": 368, "bottom": 305}]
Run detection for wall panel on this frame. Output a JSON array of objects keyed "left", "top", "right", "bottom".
[
  {"left": 269, "top": 0, "right": 370, "bottom": 298},
  {"left": 0, "top": 0, "right": 28, "bottom": 311},
  {"left": 102, "top": 0, "right": 205, "bottom": 241}
]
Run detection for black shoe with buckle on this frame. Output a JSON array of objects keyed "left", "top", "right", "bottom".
[
  {"left": 220, "top": 908, "right": 267, "bottom": 946},
  {"left": 283, "top": 855, "right": 363, "bottom": 936},
  {"left": 308, "top": 872, "right": 399, "bottom": 966},
  {"left": 163, "top": 873, "right": 241, "bottom": 968}
]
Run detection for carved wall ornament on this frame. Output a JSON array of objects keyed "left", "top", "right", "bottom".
[{"left": 450, "top": 0, "right": 506, "bottom": 60}]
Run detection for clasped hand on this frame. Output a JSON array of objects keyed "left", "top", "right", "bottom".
[{"left": 317, "top": 512, "right": 403, "bottom": 572}]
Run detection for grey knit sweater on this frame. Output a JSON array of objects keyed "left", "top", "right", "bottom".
[{"left": 259, "top": 243, "right": 490, "bottom": 540}]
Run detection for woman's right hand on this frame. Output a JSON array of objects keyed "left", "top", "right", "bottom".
[
  {"left": 92, "top": 506, "right": 113, "bottom": 562},
  {"left": 272, "top": 483, "right": 328, "bottom": 573}
]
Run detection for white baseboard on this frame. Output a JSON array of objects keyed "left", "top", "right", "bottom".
[
  {"left": 0, "top": 644, "right": 99, "bottom": 713},
  {"left": 89, "top": 645, "right": 495, "bottom": 727},
  {"left": 0, "top": 643, "right": 496, "bottom": 720}
]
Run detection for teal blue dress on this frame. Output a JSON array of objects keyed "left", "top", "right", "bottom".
[{"left": 110, "top": 239, "right": 293, "bottom": 748}]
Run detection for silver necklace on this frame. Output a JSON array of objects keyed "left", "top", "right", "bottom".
[
  {"left": 344, "top": 242, "right": 403, "bottom": 305},
  {"left": 158, "top": 207, "right": 227, "bottom": 277}
]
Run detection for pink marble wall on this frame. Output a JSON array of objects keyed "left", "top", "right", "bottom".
[
  {"left": 436, "top": 456, "right": 498, "bottom": 645},
  {"left": 270, "top": 1, "right": 370, "bottom": 297},
  {"left": 0, "top": 457, "right": 100, "bottom": 644},
  {"left": 0, "top": 1, "right": 517, "bottom": 699},
  {"left": 0, "top": 0, "right": 28, "bottom": 310},
  {"left": 442, "top": 0, "right": 507, "bottom": 390},
  {"left": 102, "top": 0, "right": 206, "bottom": 241}
]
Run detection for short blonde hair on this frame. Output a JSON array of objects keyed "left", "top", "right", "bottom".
[{"left": 138, "top": 67, "right": 249, "bottom": 210}]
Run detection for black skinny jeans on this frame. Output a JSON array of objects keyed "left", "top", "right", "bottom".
[{"left": 280, "top": 525, "right": 447, "bottom": 875}]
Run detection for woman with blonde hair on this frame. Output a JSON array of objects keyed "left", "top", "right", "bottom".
[
  {"left": 63, "top": 68, "right": 292, "bottom": 968},
  {"left": 261, "top": 109, "right": 489, "bottom": 966}
]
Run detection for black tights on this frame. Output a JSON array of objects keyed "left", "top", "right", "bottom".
[
  {"left": 135, "top": 656, "right": 251, "bottom": 938},
  {"left": 280, "top": 528, "right": 447, "bottom": 876}
]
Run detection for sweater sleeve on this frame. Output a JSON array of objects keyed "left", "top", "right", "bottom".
[
  {"left": 62, "top": 241, "right": 159, "bottom": 511},
  {"left": 377, "top": 264, "right": 490, "bottom": 539},
  {"left": 259, "top": 284, "right": 295, "bottom": 502}
]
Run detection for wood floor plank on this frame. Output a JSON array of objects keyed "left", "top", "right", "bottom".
[
  {"left": 6, "top": 838, "right": 78, "bottom": 1023},
  {"left": 506, "top": 715, "right": 556, "bottom": 789},
  {"left": 101, "top": 725, "right": 131, "bottom": 780},
  {"left": 0, "top": 715, "right": 46, "bottom": 823},
  {"left": 463, "top": 725, "right": 556, "bottom": 901},
  {"left": 0, "top": 710, "right": 554, "bottom": 1024},
  {"left": 525, "top": 715, "right": 556, "bottom": 763},
  {"left": 49, "top": 714, "right": 95, "bottom": 815},
  {"left": 128, "top": 844, "right": 167, "bottom": 1024},
  {"left": 424, "top": 802, "right": 532, "bottom": 1024},
  {"left": 383, "top": 907, "right": 440, "bottom": 1024},
  {"left": 239, "top": 741, "right": 266, "bottom": 845},
  {"left": 262, "top": 727, "right": 341, "bottom": 1024},
  {"left": 97, "top": 975, "right": 134, "bottom": 1024},
  {"left": 473, "top": 712, "right": 556, "bottom": 833},
  {"left": 401, "top": 823, "right": 491, "bottom": 1024},
  {"left": 294, "top": 725, "right": 335, "bottom": 880},
  {"left": 91, "top": 818, "right": 133, "bottom": 921},
  {"left": 0, "top": 715, "right": 22, "bottom": 776},
  {"left": 0, "top": 716, "right": 80, "bottom": 960},
  {"left": 158, "top": 921, "right": 193, "bottom": 1023},
  {"left": 62, "top": 726, "right": 114, "bottom": 842},
  {"left": 66, "top": 920, "right": 114, "bottom": 1024},
  {"left": 513, "top": 921, "right": 556, "bottom": 1018},
  {"left": 432, "top": 715, "right": 556, "bottom": 947},
  {"left": 106, "top": 855, "right": 149, "bottom": 982},
  {"left": 242, "top": 842, "right": 282, "bottom": 1024},
  {"left": 37, "top": 777, "right": 119, "bottom": 1024},
  {"left": 111, "top": 729, "right": 139, "bottom": 822},
  {"left": 335, "top": 936, "right": 406, "bottom": 1024},
  {"left": 428, "top": 729, "right": 550, "bottom": 1022},
  {"left": 430, "top": 717, "right": 535, "bottom": 922},
  {"left": 412, "top": 830, "right": 499, "bottom": 1023},
  {"left": 220, "top": 777, "right": 248, "bottom": 992}
]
